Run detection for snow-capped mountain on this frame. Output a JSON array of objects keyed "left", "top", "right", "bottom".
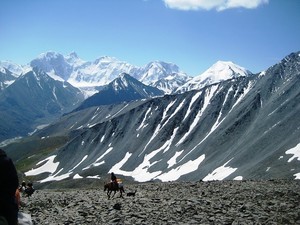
[
  {"left": 74, "top": 73, "right": 164, "bottom": 112},
  {"left": 0, "top": 61, "right": 28, "bottom": 91},
  {"left": 0, "top": 60, "right": 25, "bottom": 76},
  {"left": 29, "top": 51, "right": 191, "bottom": 95},
  {"left": 19, "top": 51, "right": 300, "bottom": 184},
  {"left": 65, "top": 52, "right": 86, "bottom": 66},
  {"left": 0, "top": 68, "right": 84, "bottom": 141},
  {"left": 150, "top": 72, "right": 192, "bottom": 94},
  {"left": 138, "top": 61, "right": 181, "bottom": 83},
  {"left": 30, "top": 52, "right": 74, "bottom": 81},
  {"left": 1, "top": 52, "right": 254, "bottom": 96},
  {"left": 176, "top": 61, "right": 252, "bottom": 93},
  {"left": 68, "top": 56, "right": 137, "bottom": 88}
]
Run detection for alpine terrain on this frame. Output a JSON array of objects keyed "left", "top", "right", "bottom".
[
  {"left": 15, "top": 51, "right": 300, "bottom": 184},
  {"left": 0, "top": 68, "right": 84, "bottom": 141},
  {"left": 29, "top": 52, "right": 191, "bottom": 95},
  {"left": 176, "top": 60, "right": 252, "bottom": 93},
  {"left": 73, "top": 73, "right": 164, "bottom": 112},
  {"left": 0, "top": 52, "right": 190, "bottom": 141}
]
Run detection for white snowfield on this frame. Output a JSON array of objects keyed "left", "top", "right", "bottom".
[{"left": 25, "top": 155, "right": 58, "bottom": 176}]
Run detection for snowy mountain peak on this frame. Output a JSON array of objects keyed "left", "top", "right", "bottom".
[
  {"left": 68, "top": 51, "right": 79, "bottom": 59},
  {"left": 108, "top": 73, "right": 164, "bottom": 97},
  {"left": 32, "top": 51, "right": 64, "bottom": 65},
  {"left": 112, "top": 73, "right": 131, "bottom": 90},
  {"left": 144, "top": 60, "right": 180, "bottom": 74},
  {"left": 65, "top": 52, "right": 86, "bottom": 66},
  {"left": 119, "top": 72, "right": 131, "bottom": 79},
  {"left": 19, "top": 67, "right": 50, "bottom": 83},
  {"left": 65, "top": 52, "right": 80, "bottom": 62},
  {"left": 0, "top": 60, "right": 24, "bottom": 76},
  {"left": 73, "top": 73, "right": 163, "bottom": 111},
  {"left": 281, "top": 51, "right": 300, "bottom": 65},
  {"left": 38, "top": 51, "right": 63, "bottom": 61},
  {"left": 30, "top": 52, "right": 72, "bottom": 81},
  {"left": 140, "top": 60, "right": 183, "bottom": 86},
  {"left": 94, "top": 56, "right": 118, "bottom": 65},
  {"left": 207, "top": 60, "right": 250, "bottom": 79},
  {"left": 176, "top": 60, "right": 252, "bottom": 93}
]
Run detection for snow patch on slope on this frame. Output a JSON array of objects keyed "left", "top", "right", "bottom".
[
  {"left": 156, "top": 154, "right": 205, "bottom": 181},
  {"left": 25, "top": 155, "right": 59, "bottom": 176},
  {"left": 203, "top": 159, "right": 237, "bottom": 181},
  {"left": 286, "top": 143, "right": 300, "bottom": 162}
]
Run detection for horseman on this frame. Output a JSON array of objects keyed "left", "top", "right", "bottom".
[
  {"left": 104, "top": 172, "right": 125, "bottom": 199},
  {"left": 110, "top": 172, "right": 118, "bottom": 189}
]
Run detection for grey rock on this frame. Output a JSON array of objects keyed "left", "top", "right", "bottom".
[{"left": 19, "top": 180, "right": 300, "bottom": 224}]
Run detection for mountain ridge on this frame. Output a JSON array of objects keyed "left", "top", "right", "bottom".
[
  {"left": 0, "top": 68, "right": 84, "bottom": 141},
  {"left": 1, "top": 51, "right": 253, "bottom": 95},
  {"left": 28, "top": 51, "right": 191, "bottom": 94},
  {"left": 19, "top": 51, "right": 300, "bottom": 183},
  {"left": 73, "top": 73, "right": 164, "bottom": 112}
]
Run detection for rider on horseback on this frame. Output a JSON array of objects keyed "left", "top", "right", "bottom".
[
  {"left": 104, "top": 173, "right": 125, "bottom": 199},
  {"left": 111, "top": 172, "right": 118, "bottom": 189}
]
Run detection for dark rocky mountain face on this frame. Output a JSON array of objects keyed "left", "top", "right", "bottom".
[
  {"left": 19, "top": 52, "right": 300, "bottom": 184},
  {"left": 0, "top": 68, "right": 84, "bottom": 141},
  {"left": 73, "top": 73, "right": 164, "bottom": 112}
]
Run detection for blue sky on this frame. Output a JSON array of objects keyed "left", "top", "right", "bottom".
[{"left": 0, "top": 0, "right": 299, "bottom": 76}]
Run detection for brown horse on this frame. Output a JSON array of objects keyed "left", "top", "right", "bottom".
[{"left": 104, "top": 182, "right": 125, "bottom": 199}]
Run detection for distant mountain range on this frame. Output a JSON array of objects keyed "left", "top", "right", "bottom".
[
  {"left": 1, "top": 51, "right": 251, "bottom": 95},
  {"left": 0, "top": 52, "right": 253, "bottom": 141},
  {"left": 29, "top": 52, "right": 191, "bottom": 95},
  {"left": 3, "top": 51, "right": 299, "bottom": 185}
]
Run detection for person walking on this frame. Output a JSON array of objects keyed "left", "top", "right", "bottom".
[{"left": 0, "top": 149, "right": 19, "bottom": 225}]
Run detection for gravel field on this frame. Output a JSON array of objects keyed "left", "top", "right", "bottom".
[{"left": 20, "top": 180, "right": 300, "bottom": 225}]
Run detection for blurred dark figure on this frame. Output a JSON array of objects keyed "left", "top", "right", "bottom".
[
  {"left": 19, "top": 181, "right": 26, "bottom": 193},
  {"left": 111, "top": 172, "right": 118, "bottom": 189},
  {"left": 24, "top": 182, "right": 35, "bottom": 197},
  {"left": 0, "top": 149, "right": 19, "bottom": 225},
  {"left": 111, "top": 172, "right": 117, "bottom": 183}
]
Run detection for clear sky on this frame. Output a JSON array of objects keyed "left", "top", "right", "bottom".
[{"left": 0, "top": 0, "right": 299, "bottom": 76}]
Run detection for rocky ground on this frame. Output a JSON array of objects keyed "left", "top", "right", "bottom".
[{"left": 20, "top": 180, "right": 300, "bottom": 225}]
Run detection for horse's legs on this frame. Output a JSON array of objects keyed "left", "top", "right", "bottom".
[
  {"left": 120, "top": 187, "right": 125, "bottom": 198},
  {"left": 119, "top": 190, "right": 123, "bottom": 198}
]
